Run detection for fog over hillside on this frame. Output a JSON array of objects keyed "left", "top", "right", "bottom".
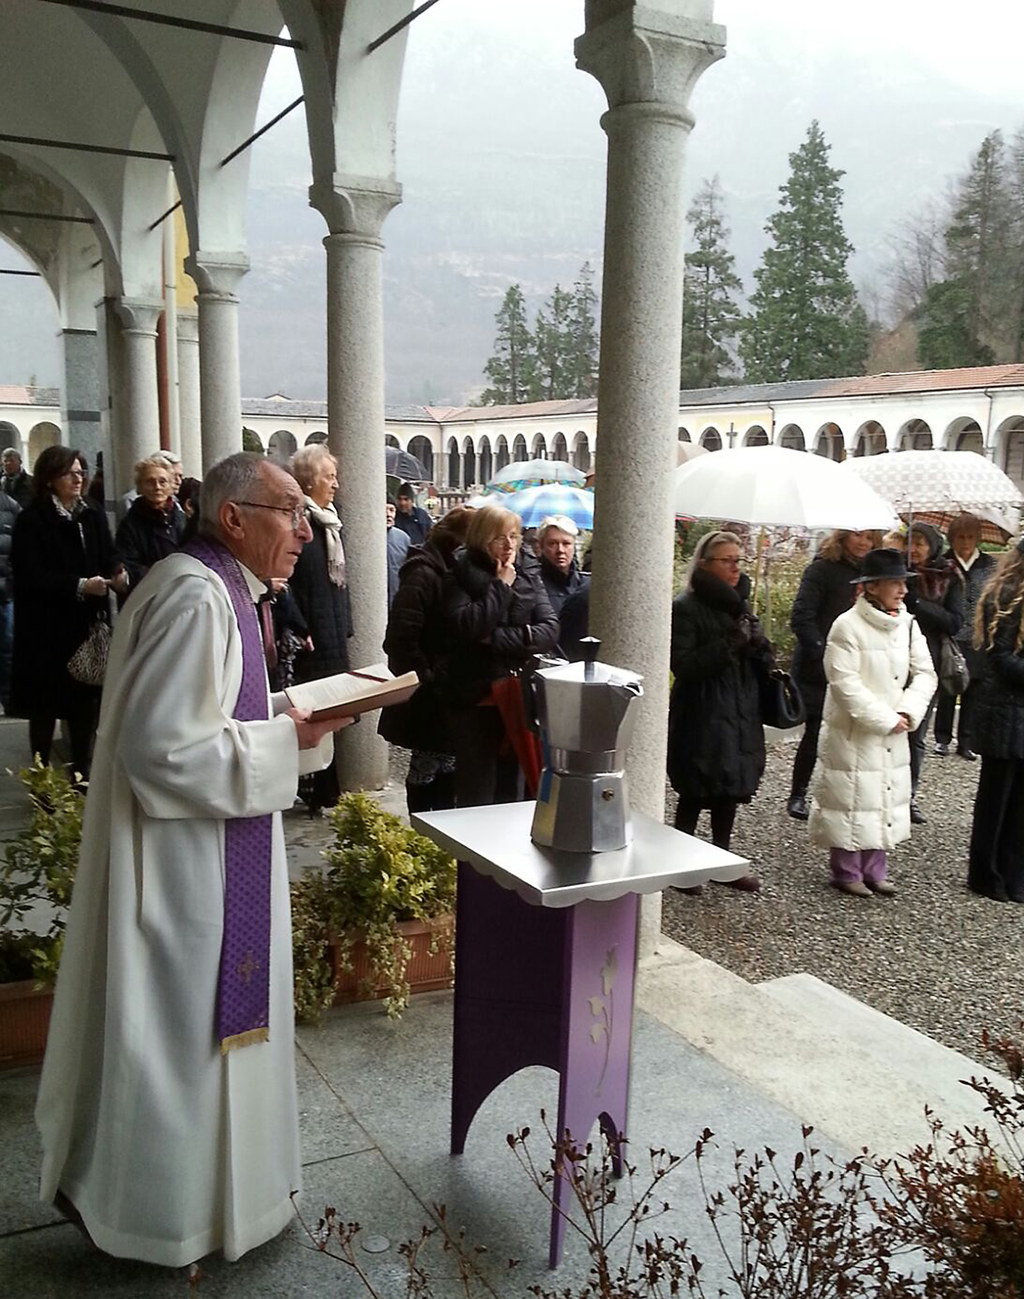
[{"left": 2, "top": 2, "right": 1021, "bottom": 404}]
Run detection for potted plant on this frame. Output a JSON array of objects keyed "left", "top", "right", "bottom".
[
  {"left": 291, "top": 793, "right": 456, "bottom": 1022},
  {"left": 0, "top": 759, "right": 84, "bottom": 1069}
]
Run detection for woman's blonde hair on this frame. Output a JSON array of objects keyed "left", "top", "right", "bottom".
[
  {"left": 974, "top": 544, "right": 1024, "bottom": 653},
  {"left": 291, "top": 443, "right": 336, "bottom": 494},
  {"left": 133, "top": 456, "right": 172, "bottom": 491},
  {"left": 465, "top": 504, "right": 520, "bottom": 554},
  {"left": 685, "top": 529, "right": 742, "bottom": 589},
  {"left": 817, "top": 529, "right": 884, "bottom": 562}
]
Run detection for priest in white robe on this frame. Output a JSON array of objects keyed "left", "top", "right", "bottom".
[{"left": 36, "top": 453, "right": 353, "bottom": 1267}]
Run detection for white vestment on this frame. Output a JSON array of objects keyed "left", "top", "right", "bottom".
[{"left": 36, "top": 552, "right": 330, "bottom": 1267}]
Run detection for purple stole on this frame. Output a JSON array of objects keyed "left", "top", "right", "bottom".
[{"left": 185, "top": 537, "right": 274, "bottom": 1053}]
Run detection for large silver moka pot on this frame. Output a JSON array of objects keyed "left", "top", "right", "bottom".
[{"left": 530, "top": 638, "right": 644, "bottom": 853}]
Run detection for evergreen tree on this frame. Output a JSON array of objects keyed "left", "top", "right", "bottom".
[
  {"left": 740, "top": 121, "right": 868, "bottom": 383},
  {"left": 915, "top": 280, "right": 996, "bottom": 370},
  {"left": 530, "top": 284, "right": 575, "bottom": 401},
  {"left": 566, "top": 261, "right": 599, "bottom": 398},
  {"left": 680, "top": 177, "right": 743, "bottom": 389},
  {"left": 481, "top": 284, "right": 534, "bottom": 404}
]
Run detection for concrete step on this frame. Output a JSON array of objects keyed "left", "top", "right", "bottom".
[{"left": 638, "top": 938, "right": 1003, "bottom": 1159}]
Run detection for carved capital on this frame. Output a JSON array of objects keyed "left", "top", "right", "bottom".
[
  {"left": 176, "top": 312, "right": 200, "bottom": 344},
  {"left": 116, "top": 298, "right": 163, "bottom": 335},
  {"left": 184, "top": 251, "right": 250, "bottom": 301},
  {"left": 308, "top": 174, "right": 402, "bottom": 240},
  {"left": 575, "top": 3, "right": 725, "bottom": 113}
]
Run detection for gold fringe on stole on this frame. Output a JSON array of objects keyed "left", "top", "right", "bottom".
[{"left": 220, "top": 1026, "right": 269, "bottom": 1055}]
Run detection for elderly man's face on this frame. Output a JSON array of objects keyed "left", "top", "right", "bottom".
[
  {"left": 540, "top": 527, "right": 575, "bottom": 573},
  {"left": 3, "top": 453, "right": 20, "bottom": 477},
  {"left": 231, "top": 462, "right": 312, "bottom": 581},
  {"left": 386, "top": 503, "right": 396, "bottom": 528}
]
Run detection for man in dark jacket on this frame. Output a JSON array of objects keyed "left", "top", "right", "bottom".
[
  {"left": 1, "top": 448, "right": 32, "bottom": 509},
  {"left": 537, "top": 515, "right": 589, "bottom": 636},
  {"left": 0, "top": 487, "right": 21, "bottom": 709},
  {"left": 934, "top": 513, "right": 995, "bottom": 760},
  {"left": 392, "top": 482, "right": 432, "bottom": 546}
]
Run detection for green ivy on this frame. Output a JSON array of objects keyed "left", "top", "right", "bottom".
[{"left": 0, "top": 760, "right": 85, "bottom": 985}]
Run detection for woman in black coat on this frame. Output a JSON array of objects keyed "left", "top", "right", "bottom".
[
  {"left": 787, "top": 529, "right": 878, "bottom": 819},
  {"left": 288, "top": 444, "right": 352, "bottom": 812},
  {"left": 668, "top": 530, "right": 771, "bottom": 892},
  {"left": 379, "top": 505, "right": 474, "bottom": 814},
  {"left": 967, "top": 542, "right": 1024, "bottom": 902},
  {"left": 114, "top": 456, "right": 186, "bottom": 591},
  {"left": 442, "top": 504, "right": 558, "bottom": 808},
  {"left": 904, "top": 521, "right": 964, "bottom": 821},
  {"left": 10, "top": 445, "right": 126, "bottom": 779}
]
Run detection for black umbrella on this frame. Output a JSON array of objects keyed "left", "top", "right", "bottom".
[{"left": 385, "top": 446, "right": 428, "bottom": 480}]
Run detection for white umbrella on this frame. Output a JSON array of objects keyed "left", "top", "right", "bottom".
[
  {"left": 840, "top": 449, "right": 1023, "bottom": 514},
  {"left": 490, "top": 459, "right": 586, "bottom": 489},
  {"left": 673, "top": 445, "right": 897, "bottom": 530}
]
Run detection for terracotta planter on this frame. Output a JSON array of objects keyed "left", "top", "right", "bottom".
[
  {"left": 0, "top": 979, "right": 54, "bottom": 1070},
  {"left": 330, "top": 916, "right": 454, "bottom": 1006}
]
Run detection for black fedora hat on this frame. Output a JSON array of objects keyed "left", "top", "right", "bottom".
[{"left": 849, "top": 547, "right": 917, "bottom": 585}]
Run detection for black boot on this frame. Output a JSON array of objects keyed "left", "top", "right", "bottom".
[{"left": 787, "top": 793, "right": 809, "bottom": 821}]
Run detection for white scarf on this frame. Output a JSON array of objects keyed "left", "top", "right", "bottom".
[{"left": 304, "top": 495, "right": 347, "bottom": 587}]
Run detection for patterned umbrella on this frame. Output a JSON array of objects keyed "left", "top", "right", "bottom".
[
  {"left": 489, "top": 458, "right": 586, "bottom": 491},
  {"left": 841, "top": 450, "right": 1023, "bottom": 515},
  {"left": 503, "top": 483, "right": 595, "bottom": 529}
]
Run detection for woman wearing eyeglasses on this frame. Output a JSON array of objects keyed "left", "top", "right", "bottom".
[
  {"left": 667, "top": 529, "right": 769, "bottom": 892},
  {"left": 287, "top": 443, "right": 351, "bottom": 814},
  {"left": 9, "top": 444, "right": 127, "bottom": 780}
]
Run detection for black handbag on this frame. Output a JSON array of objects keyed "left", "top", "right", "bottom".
[{"left": 760, "top": 666, "right": 806, "bottom": 729}]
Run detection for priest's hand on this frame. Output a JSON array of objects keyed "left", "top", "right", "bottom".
[{"left": 286, "top": 708, "right": 356, "bottom": 750}]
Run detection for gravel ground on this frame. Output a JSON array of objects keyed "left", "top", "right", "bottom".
[{"left": 662, "top": 731, "right": 1021, "bottom": 1063}]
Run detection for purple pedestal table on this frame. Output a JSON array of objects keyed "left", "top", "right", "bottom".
[{"left": 411, "top": 801, "right": 748, "bottom": 1268}]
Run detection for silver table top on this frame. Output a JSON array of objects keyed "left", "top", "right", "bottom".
[{"left": 411, "top": 802, "right": 749, "bottom": 908}]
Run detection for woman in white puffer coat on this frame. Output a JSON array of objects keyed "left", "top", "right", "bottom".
[{"left": 809, "top": 548, "right": 937, "bottom": 897}]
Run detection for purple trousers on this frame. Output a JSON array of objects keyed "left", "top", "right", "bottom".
[{"left": 829, "top": 847, "right": 888, "bottom": 885}]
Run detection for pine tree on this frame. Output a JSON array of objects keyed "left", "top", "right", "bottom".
[
  {"left": 530, "top": 284, "right": 575, "bottom": 401},
  {"left": 566, "top": 261, "right": 599, "bottom": 398},
  {"left": 481, "top": 284, "right": 534, "bottom": 404},
  {"left": 740, "top": 121, "right": 868, "bottom": 383},
  {"left": 680, "top": 177, "right": 743, "bottom": 389}
]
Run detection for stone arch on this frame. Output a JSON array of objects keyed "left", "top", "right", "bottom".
[
  {"left": 28, "top": 420, "right": 61, "bottom": 466},
  {"left": 678, "top": 426, "right": 691, "bottom": 442},
  {"left": 385, "top": 433, "right": 400, "bottom": 449},
  {"left": 462, "top": 435, "right": 476, "bottom": 490},
  {"left": 304, "top": 430, "right": 328, "bottom": 445},
  {"left": 778, "top": 424, "right": 805, "bottom": 451},
  {"left": 700, "top": 426, "right": 722, "bottom": 451},
  {"left": 898, "top": 418, "right": 932, "bottom": 451},
  {"left": 815, "top": 422, "right": 844, "bottom": 461},
  {"left": 854, "top": 420, "right": 887, "bottom": 457},
  {"left": 495, "top": 434, "right": 510, "bottom": 472},
  {"left": 531, "top": 432, "right": 547, "bottom": 459},
  {"left": 0, "top": 421, "right": 23, "bottom": 458},
  {"left": 478, "top": 435, "right": 493, "bottom": 484},
  {"left": 513, "top": 434, "right": 528, "bottom": 462},
  {"left": 268, "top": 429, "right": 298, "bottom": 462},
  {"left": 744, "top": 425, "right": 769, "bottom": 447},
  {"left": 552, "top": 431, "right": 568, "bottom": 461},
  {"left": 407, "top": 434, "right": 434, "bottom": 480},
  {"left": 447, "top": 436, "right": 460, "bottom": 488},
  {"left": 573, "top": 430, "right": 591, "bottom": 473},
  {"left": 998, "top": 416, "right": 1024, "bottom": 489},
  {"left": 944, "top": 416, "right": 984, "bottom": 453}
]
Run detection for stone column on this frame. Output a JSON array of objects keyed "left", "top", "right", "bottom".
[
  {"left": 310, "top": 177, "right": 402, "bottom": 791},
  {"left": 576, "top": 3, "right": 725, "bottom": 956},
  {"left": 176, "top": 313, "right": 202, "bottom": 477},
  {"left": 115, "top": 299, "right": 163, "bottom": 492},
  {"left": 60, "top": 327, "right": 103, "bottom": 471},
  {"left": 184, "top": 253, "right": 249, "bottom": 472}
]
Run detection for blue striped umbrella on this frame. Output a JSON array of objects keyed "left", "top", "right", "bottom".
[{"left": 503, "top": 483, "right": 595, "bottom": 529}]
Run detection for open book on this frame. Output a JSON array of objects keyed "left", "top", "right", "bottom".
[{"left": 284, "top": 663, "right": 419, "bottom": 722}]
